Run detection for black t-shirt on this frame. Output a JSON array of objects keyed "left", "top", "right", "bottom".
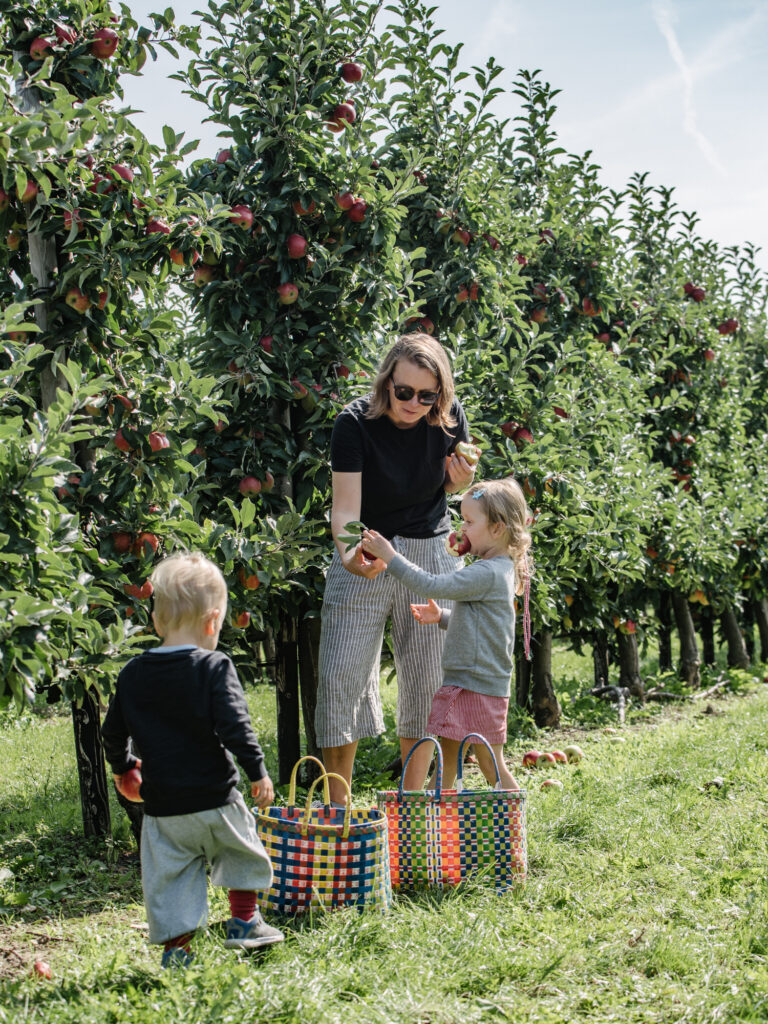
[
  {"left": 101, "top": 647, "right": 266, "bottom": 817},
  {"left": 330, "top": 395, "right": 470, "bottom": 537}
]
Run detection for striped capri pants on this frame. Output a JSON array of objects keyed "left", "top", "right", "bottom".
[{"left": 315, "top": 534, "right": 457, "bottom": 747}]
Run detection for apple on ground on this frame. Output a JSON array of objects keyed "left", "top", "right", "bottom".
[
  {"left": 540, "top": 778, "right": 564, "bottom": 790},
  {"left": 445, "top": 530, "right": 470, "bottom": 557},
  {"left": 238, "top": 476, "right": 262, "bottom": 495},
  {"left": 522, "top": 750, "right": 542, "bottom": 768},
  {"left": 31, "top": 960, "right": 52, "bottom": 980},
  {"left": 117, "top": 766, "right": 143, "bottom": 801},
  {"left": 455, "top": 441, "right": 481, "bottom": 466},
  {"left": 90, "top": 27, "right": 119, "bottom": 58},
  {"left": 340, "top": 61, "right": 363, "bottom": 82},
  {"left": 550, "top": 750, "right": 568, "bottom": 764},
  {"left": 238, "top": 568, "right": 261, "bottom": 590},
  {"left": 536, "top": 752, "right": 557, "bottom": 769},
  {"left": 564, "top": 744, "right": 583, "bottom": 763}
]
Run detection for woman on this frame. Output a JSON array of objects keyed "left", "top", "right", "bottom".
[{"left": 315, "top": 333, "right": 477, "bottom": 801}]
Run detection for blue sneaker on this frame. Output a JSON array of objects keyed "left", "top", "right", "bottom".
[
  {"left": 223, "top": 913, "right": 284, "bottom": 950},
  {"left": 161, "top": 947, "right": 193, "bottom": 969}
]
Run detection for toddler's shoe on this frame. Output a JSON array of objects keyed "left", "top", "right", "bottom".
[
  {"left": 161, "top": 947, "right": 193, "bottom": 969},
  {"left": 224, "top": 912, "right": 284, "bottom": 950}
]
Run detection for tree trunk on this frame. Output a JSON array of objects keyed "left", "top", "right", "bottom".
[
  {"left": 721, "top": 604, "right": 749, "bottom": 669},
  {"left": 515, "top": 647, "right": 531, "bottom": 709},
  {"left": 617, "top": 632, "right": 644, "bottom": 700},
  {"left": 298, "top": 610, "right": 321, "bottom": 764},
  {"left": 699, "top": 605, "right": 716, "bottom": 666},
  {"left": 531, "top": 629, "right": 560, "bottom": 728},
  {"left": 275, "top": 613, "right": 301, "bottom": 784},
  {"left": 592, "top": 630, "right": 610, "bottom": 688},
  {"left": 670, "top": 590, "right": 701, "bottom": 688},
  {"left": 657, "top": 591, "right": 673, "bottom": 672},
  {"left": 754, "top": 598, "right": 768, "bottom": 663},
  {"left": 73, "top": 688, "right": 111, "bottom": 837},
  {"left": 742, "top": 600, "right": 755, "bottom": 661}
]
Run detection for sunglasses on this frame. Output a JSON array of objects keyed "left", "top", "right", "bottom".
[{"left": 390, "top": 381, "right": 440, "bottom": 406}]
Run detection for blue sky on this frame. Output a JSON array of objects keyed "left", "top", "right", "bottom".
[{"left": 122, "top": 0, "right": 768, "bottom": 272}]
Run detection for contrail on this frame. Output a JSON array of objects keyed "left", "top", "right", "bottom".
[{"left": 652, "top": 1, "right": 728, "bottom": 176}]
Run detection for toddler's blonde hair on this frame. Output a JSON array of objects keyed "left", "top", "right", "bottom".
[
  {"left": 465, "top": 478, "right": 533, "bottom": 589},
  {"left": 150, "top": 551, "right": 227, "bottom": 634}
]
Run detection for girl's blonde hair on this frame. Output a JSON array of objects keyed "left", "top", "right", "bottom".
[
  {"left": 150, "top": 552, "right": 228, "bottom": 634},
  {"left": 465, "top": 478, "right": 533, "bottom": 588},
  {"left": 365, "top": 333, "right": 457, "bottom": 429}
]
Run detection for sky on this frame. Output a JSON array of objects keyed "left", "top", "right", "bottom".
[{"left": 121, "top": 0, "right": 768, "bottom": 273}]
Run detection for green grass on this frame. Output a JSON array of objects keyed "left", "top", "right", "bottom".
[{"left": 2, "top": 655, "right": 768, "bottom": 1023}]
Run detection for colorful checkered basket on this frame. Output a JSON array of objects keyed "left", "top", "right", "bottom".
[
  {"left": 378, "top": 734, "right": 527, "bottom": 891},
  {"left": 254, "top": 756, "right": 392, "bottom": 914}
]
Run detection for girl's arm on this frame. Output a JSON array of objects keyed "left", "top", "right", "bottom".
[{"left": 363, "top": 529, "right": 493, "bottom": 602}]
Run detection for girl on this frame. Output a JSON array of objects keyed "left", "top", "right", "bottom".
[{"left": 361, "top": 477, "right": 532, "bottom": 791}]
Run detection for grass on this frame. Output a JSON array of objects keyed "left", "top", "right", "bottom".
[{"left": 2, "top": 646, "right": 768, "bottom": 1023}]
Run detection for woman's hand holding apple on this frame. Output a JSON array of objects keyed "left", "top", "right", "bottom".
[
  {"left": 410, "top": 599, "right": 442, "bottom": 624},
  {"left": 445, "top": 450, "right": 477, "bottom": 492}
]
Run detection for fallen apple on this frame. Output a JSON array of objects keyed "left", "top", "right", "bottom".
[
  {"left": 550, "top": 750, "right": 568, "bottom": 764},
  {"left": 540, "top": 778, "right": 563, "bottom": 790},
  {"left": 536, "top": 752, "right": 557, "bottom": 769},
  {"left": 522, "top": 750, "right": 541, "bottom": 768},
  {"left": 31, "top": 960, "right": 52, "bottom": 980},
  {"left": 564, "top": 744, "right": 583, "bottom": 763}
]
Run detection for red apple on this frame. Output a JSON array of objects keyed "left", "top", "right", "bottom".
[
  {"left": 335, "top": 191, "right": 354, "bottom": 210},
  {"left": 550, "top": 750, "right": 568, "bottom": 764},
  {"left": 31, "top": 960, "right": 52, "bottom": 980},
  {"left": 552, "top": 406, "right": 568, "bottom": 419},
  {"left": 286, "top": 233, "right": 307, "bottom": 258},
  {"left": 263, "top": 470, "right": 275, "bottom": 492},
  {"left": 500, "top": 421, "right": 517, "bottom": 438},
  {"left": 118, "top": 766, "right": 143, "bottom": 801},
  {"left": 259, "top": 335, "right": 273, "bottom": 354},
  {"left": 234, "top": 610, "right": 251, "bottom": 628},
  {"left": 65, "top": 288, "right": 91, "bottom": 313},
  {"left": 452, "top": 227, "right": 470, "bottom": 246},
  {"left": 277, "top": 282, "right": 299, "bottom": 304},
  {"left": 7, "top": 329, "right": 28, "bottom": 343},
  {"left": 683, "top": 281, "right": 695, "bottom": 294},
  {"left": 531, "top": 306, "right": 548, "bottom": 324},
  {"left": 292, "top": 198, "right": 316, "bottom": 216},
  {"left": 482, "top": 233, "right": 500, "bottom": 250},
  {"left": 229, "top": 204, "right": 253, "bottom": 230},
  {"left": 238, "top": 568, "right": 261, "bottom": 590},
  {"left": 113, "top": 531, "right": 133, "bottom": 554},
  {"left": 540, "top": 778, "right": 564, "bottom": 790},
  {"left": 445, "top": 530, "right": 471, "bottom": 557},
  {"left": 522, "top": 750, "right": 541, "bottom": 768},
  {"left": 704, "top": 348, "right": 715, "bottom": 361},
  {"left": 7, "top": 230, "right": 22, "bottom": 251},
  {"left": 347, "top": 200, "right": 367, "bottom": 223},
  {"left": 193, "top": 265, "right": 213, "bottom": 287},
  {"left": 239, "top": 475, "right": 262, "bottom": 495},
  {"left": 536, "top": 752, "right": 557, "bottom": 769},
  {"left": 124, "top": 580, "right": 153, "bottom": 599},
  {"left": 114, "top": 429, "right": 133, "bottom": 453},
  {"left": 54, "top": 23, "right": 78, "bottom": 44},
  {"left": 515, "top": 253, "right": 528, "bottom": 266},
  {"left": 63, "top": 208, "right": 84, "bottom": 233},
  {"left": 340, "top": 61, "right": 363, "bottom": 82},
  {"left": 90, "top": 27, "right": 119, "bottom": 59},
  {"left": 111, "top": 163, "right": 134, "bottom": 184},
  {"left": 148, "top": 431, "right": 169, "bottom": 453},
  {"left": 216, "top": 148, "right": 232, "bottom": 164},
  {"left": 18, "top": 179, "right": 38, "bottom": 204},
  {"left": 330, "top": 102, "right": 356, "bottom": 130},
  {"left": 133, "top": 532, "right": 159, "bottom": 557},
  {"left": 146, "top": 219, "right": 170, "bottom": 236},
  {"left": 690, "top": 287, "right": 706, "bottom": 303},
  {"left": 582, "top": 297, "right": 600, "bottom": 317},
  {"left": 512, "top": 426, "right": 534, "bottom": 447},
  {"left": 30, "top": 36, "right": 53, "bottom": 59}
]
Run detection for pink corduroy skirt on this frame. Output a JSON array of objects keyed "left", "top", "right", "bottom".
[{"left": 426, "top": 685, "right": 509, "bottom": 745}]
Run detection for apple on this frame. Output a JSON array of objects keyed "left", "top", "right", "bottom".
[
  {"left": 31, "top": 960, "right": 52, "bottom": 980},
  {"left": 65, "top": 288, "right": 91, "bottom": 313},
  {"left": 114, "top": 429, "right": 134, "bottom": 453},
  {"left": 63, "top": 209, "right": 84, "bottom": 233},
  {"left": 512, "top": 426, "right": 534, "bottom": 447},
  {"left": 531, "top": 306, "right": 548, "bottom": 325},
  {"left": 347, "top": 200, "right": 367, "bottom": 223},
  {"left": 704, "top": 348, "right": 715, "bottom": 361},
  {"left": 335, "top": 191, "right": 355, "bottom": 210},
  {"left": 539, "top": 228, "right": 554, "bottom": 242},
  {"left": 540, "top": 778, "right": 564, "bottom": 790},
  {"left": 133, "top": 532, "right": 159, "bottom": 558},
  {"left": 18, "top": 179, "right": 38, "bottom": 204},
  {"left": 331, "top": 102, "right": 356, "bottom": 129},
  {"left": 238, "top": 568, "right": 261, "bottom": 590},
  {"left": 239, "top": 475, "right": 262, "bottom": 495},
  {"left": 29, "top": 36, "right": 53, "bottom": 59},
  {"left": 717, "top": 318, "right": 738, "bottom": 334},
  {"left": 468, "top": 282, "right": 479, "bottom": 301},
  {"left": 455, "top": 441, "right": 481, "bottom": 466},
  {"left": 146, "top": 219, "right": 171, "bottom": 236},
  {"left": 234, "top": 610, "right": 251, "bottom": 628},
  {"left": 452, "top": 228, "right": 470, "bottom": 246},
  {"left": 690, "top": 287, "right": 706, "bottom": 303},
  {"left": 7, "top": 329, "right": 28, "bottom": 343},
  {"left": 550, "top": 750, "right": 568, "bottom": 764},
  {"left": 500, "top": 421, "right": 517, "bottom": 438},
  {"left": 683, "top": 282, "right": 695, "bottom": 294},
  {"left": 111, "top": 163, "right": 134, "bottom": 184},
  {"left": 455, "top": 287, "right": 469, "bottom": 304},
  {"left": 7, "top": 230, "right": 22, "bottom": 251},
  {"left": 148, "top": 431, "right": 169, "bottom": 453},
  {"left": 263, "top": 470, "right": 275, "bottom": 492},
  {"left": 277, "top": 282, "right": 299, "bottom": 304},
  {"left": 124, "top": 580, "right": 153, "bottom": 599},
  {"left": 118, "top": 766, "right": 143, "bottom": 801},
  {"left": 515, "top": 253, "right": 527, "bottom": 266},
  {"left": 229, "top": 204, "right": 253, "bottom": 230},
  {"left": 292, "top": 198, "right": 316, "bottom": 216},
  {"left": 113, "top": 531, "right": 133, "bottom": 554},
  {"left": 259, "top": 335, "right": 273, "bottom": 354},
  {"left": 445, "top": 530, "right": 471, "bottom": 557},
  {"left": 286, "top": 233, "right": 307, "bottom": 258},
  {"left": 90, "top": 27, "right": 119, "bottom": 59},
  {"left": 482, "top": 233, "right": 500, "bottom": 250},
  {"left": 582, "top": 297, "right": 600, "bottom": 317},
  {"left": 564, "top": 744, "right": 583, "bottom": 763},
  {"left": 536, "top": 752, "right": 557, "bottom": 769},
  {"left": 216, "top": 148, "right": 232, "bottom": 164},
  {"left": 340, "top": 61, "right": 363, "bottom": 82},
  {"left": 552, "top": 406, "right": 568, "bottom": 419},
  {"left": 521, "top": 750, "right": 541, "bottom": 768},
  {"left": 54, "top": 23, "right": 78, "bottom": 44}
]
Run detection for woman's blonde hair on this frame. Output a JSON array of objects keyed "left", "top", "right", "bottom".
[
  {"left": 464, "top": 478, "right": 533, "bottom": 588},
  {"left": 365, "top": 333, "right": 457, "bottom": 429},
  {"left": 150, "top": 552, "right": 228, "bottom": 634}
]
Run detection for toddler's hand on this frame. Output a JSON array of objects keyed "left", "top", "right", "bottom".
[
  {"left": 252, "top": 775, "right": 275, "bottom": 808},
  {"left": 361, "top": 528, "right": 395, "bottom": 564},
  {"left": 410, "top": 599, "right": 442, "bottom": 624}
]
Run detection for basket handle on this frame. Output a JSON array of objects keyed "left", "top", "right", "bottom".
[
  {"left": 456, "top": 733, "right": 501, "bottom": 792},
  {"left": 398, "top": 736, "right": 443, "bottom": 801},
  {"left": 302, "top": 772, "right": 352, "bottom": 838},
  {"left": 288, "top": 755, "right": 328, "bottom": 807}
]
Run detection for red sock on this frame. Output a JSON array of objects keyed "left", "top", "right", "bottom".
[
  {"left": 163, "top": 932, "right": 194, "bottom": 953},
  {"left": 228, "top": 889, "right": 257, "bottom": 921}
]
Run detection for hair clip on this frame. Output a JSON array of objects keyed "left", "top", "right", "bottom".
[{"left": 471, "top": 488, "right": 486, "bottom": 500}]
